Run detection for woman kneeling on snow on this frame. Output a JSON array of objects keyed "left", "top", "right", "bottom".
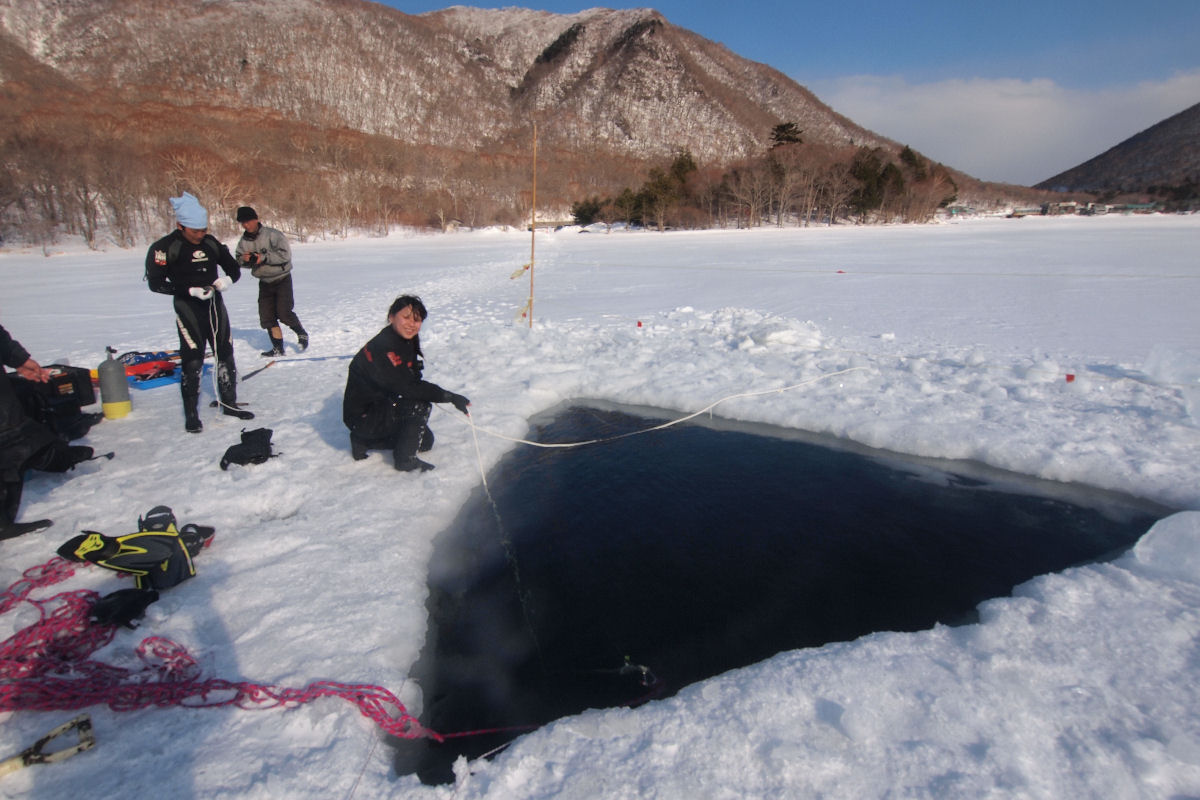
[{"left": 342, "top": 295, "right": 470, "bottom": 472}]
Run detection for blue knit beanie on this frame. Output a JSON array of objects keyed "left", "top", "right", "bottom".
[{"left": 170, "top": 192, "right": 208, "bottom": 229}]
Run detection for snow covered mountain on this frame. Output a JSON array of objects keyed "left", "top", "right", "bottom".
[{"left": 0, "top": 0, "right": 889, "bottom": 163}]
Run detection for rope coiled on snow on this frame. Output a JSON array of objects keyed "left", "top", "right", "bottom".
[{"left": 0, "top": 557, "right": 438, "bottom": 741}]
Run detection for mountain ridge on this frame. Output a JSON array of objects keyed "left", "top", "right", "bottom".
[
  {"left": 1036, "top": 101, "right": 1200, "bottom": 194},
  {"left": 0, "top": 0, "right": 1121, "bottom": 242},
  {"left": 0, "top": 0, "right": 892, "bottom": 162}
]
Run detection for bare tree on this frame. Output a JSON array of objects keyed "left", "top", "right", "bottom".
[
  {"left": 723, "top": 159, "right": 773, "bottom": 228},
  {"left": 817, "top": 152, "right": 858, "bottom": 226}
]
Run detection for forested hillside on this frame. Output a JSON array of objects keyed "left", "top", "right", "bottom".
[{"left": 0, "top": 0, "right": 1053, "bottom": 246}]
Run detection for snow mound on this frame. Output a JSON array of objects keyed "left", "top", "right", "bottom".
[{"left": 1124, "top": 512, "right": 1200, "bottom": 583}]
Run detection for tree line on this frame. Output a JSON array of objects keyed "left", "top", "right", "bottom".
[
  {"left": 570, "top": 124, "right": 959, "bottom": 231},
  {"left": 0, "top": 82, "right": 647, "bottom": 248},
  {"left": 2, "top": 90, "right": 965, "bottom": 251}
]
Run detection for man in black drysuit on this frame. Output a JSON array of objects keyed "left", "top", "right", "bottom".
[{"left": 145, "top": 192, "right": 254, "bottom": 433}]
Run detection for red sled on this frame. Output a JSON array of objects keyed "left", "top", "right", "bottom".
[{"left": 90, "top": 351, "right": 184, "bottom": 388}]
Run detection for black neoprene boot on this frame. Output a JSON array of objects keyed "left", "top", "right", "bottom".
[
  {"left": 393, "top": 410, "right": 433, "bottom": 471},
  {"left": 28, "top": 443, "right": 94, "bottom": 472},
  {"left": 1, "top": 477, "right": 22, "bottom": 528},
  {"left": 181, "top": 361, "right": 202, "bottom": 433},
  {"left": 394, "top": 456, "right": 435, "bottom": 472},
  {"left": 216, "top": 362, "right": 254, "bottom": 420}
]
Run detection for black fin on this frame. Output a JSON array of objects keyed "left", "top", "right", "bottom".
[{"left": 0, "top": 519, "right": 53, "bottom": 541}]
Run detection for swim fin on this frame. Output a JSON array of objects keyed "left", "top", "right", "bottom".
[{"left": 0, "top": 519, "right": 53, "bottom": 541}]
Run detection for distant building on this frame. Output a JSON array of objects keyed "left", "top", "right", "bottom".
[{"left": 1114, "top": 202, "right": 1159, "bottom": 214}]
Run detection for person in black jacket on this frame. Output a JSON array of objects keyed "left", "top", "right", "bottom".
[
  {"left": 1, "top": 324, "right": 92, "bottom": 539},
  {"left": 343, "top": 295, "right": 470, "bottom": 472},
  {"left": 145, "top": 192, "right": 254, "bottom": 433}
]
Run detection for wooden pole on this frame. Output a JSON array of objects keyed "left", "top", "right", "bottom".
[{"left": 529, "top": 122, "right": 537, "bottom": 328}]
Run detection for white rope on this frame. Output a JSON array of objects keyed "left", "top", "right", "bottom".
[
  {"left": 204, "top": 294, "right": 242, "bottom": 414},
  {"left": 206, "top": 296, "right": 222, "bottom": 403},
  {"left": 445, "top": 365, "right": 867, "bottom": 451},
  {"left": 465, "top": 406, "right": 547, "bottom": 669}
]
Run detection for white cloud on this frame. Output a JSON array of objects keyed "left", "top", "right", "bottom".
[{"left": 807, "top": 70, "right": 1200, "bottom": 186}]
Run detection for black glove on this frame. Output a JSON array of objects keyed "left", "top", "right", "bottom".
[
  {"left": 246, "top": 253, "right": 260, "bottom": 265},
  {"left": 446, "top": 392, "right": 470, "bottom": 415},
  {"left": 90, "top": 588, "right": 160, "bottom": 629}
]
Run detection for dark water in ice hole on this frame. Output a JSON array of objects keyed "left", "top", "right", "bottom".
[{"left": 394, "top": 401, "right": 1171, "bottom": 784}]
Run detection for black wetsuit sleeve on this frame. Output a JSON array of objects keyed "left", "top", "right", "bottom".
[
  {"left": 145, "top": 238, "right": 176, "bottom": 295},
  {"left": 0, "top": 325, "right": 31, "bottom": 369}
]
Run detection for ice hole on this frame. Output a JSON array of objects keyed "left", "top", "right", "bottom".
[{"left": 395, "top": 401, "right": 1170, "bottom": 783}]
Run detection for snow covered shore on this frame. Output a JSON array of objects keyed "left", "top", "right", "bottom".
[{"left": 2, "top": 213, "right": 1199, "bottom": 798}]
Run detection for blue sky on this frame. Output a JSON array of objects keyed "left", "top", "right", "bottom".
[{"left": 377, "top": 1, "right": 1200, "bottom": 185}]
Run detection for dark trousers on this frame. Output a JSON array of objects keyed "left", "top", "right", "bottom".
[
  {"left": 1, "top": 475, "right": 22, "bottom": 525},
  {"left": 1, "top": 422, "right": 88, "bottom": 524},
  {"left": 258, "top": 274, "right": 303, "bottom": 331},
  {"left": 348, "top": 400, "right": 433, "bottom": 464}
]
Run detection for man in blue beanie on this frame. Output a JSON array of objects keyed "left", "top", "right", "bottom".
[{"left": 144, "top": 192, "right": 254, "bottom": 433}]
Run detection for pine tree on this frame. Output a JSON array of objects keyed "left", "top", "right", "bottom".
[{"left": 770, "top": 122, "right": 803, "bottom": 148}]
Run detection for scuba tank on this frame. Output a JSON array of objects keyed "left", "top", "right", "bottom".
[{"left": 97, "top": 347, "right": 131, "bottom": 419}]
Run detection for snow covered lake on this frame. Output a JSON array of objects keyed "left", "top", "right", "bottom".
[{"left": 2, "top": 212, "right": 1199, "bottom": 798}]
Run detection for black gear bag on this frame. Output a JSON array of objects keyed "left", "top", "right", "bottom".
[{"left": 219, "top": 427, "right": 277, "bottom": 470}]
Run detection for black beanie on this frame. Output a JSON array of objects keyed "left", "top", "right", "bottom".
[{"left": 236, "top": 206, "right": 258, "bottom": 222}]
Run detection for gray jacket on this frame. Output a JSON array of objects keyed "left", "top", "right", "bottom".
[{"left": 235, "top": 224, "right": 292, "bottom": 284}]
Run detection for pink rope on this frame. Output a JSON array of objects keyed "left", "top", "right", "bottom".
[{"left": 0, "top": 557, "right": 440, "bottom": 742}]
